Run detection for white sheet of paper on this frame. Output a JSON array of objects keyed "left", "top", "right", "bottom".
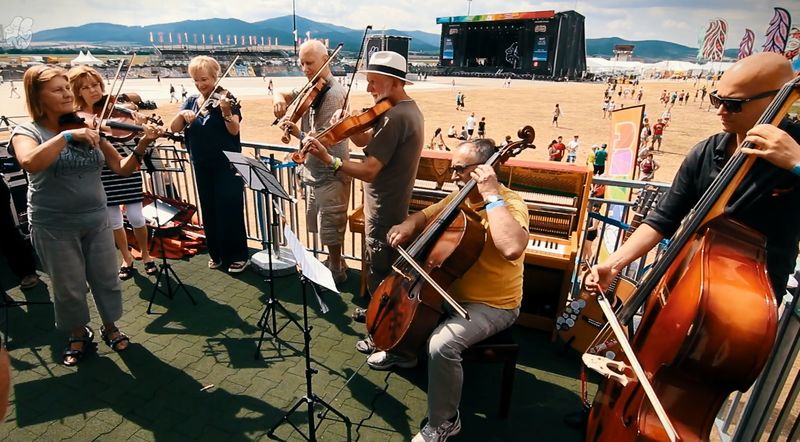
[{"left": 283, "top": 225, "right": 339, "bottom": 293}]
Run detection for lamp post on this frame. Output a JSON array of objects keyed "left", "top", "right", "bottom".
[{"left": 292, "top": 0, "right": 298, "bottom": 56}]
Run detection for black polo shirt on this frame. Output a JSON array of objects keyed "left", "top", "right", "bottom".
[{"left": 644, "top": 125, "right": 800, "bottom": 293}]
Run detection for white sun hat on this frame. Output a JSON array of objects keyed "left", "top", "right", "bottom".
[{"left": 359, "top": 51, "right": 413, "bottom": 84}]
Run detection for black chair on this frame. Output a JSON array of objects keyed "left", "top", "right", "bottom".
[{"left": 462, "top": 327, "right": 520, "bottom": 419}]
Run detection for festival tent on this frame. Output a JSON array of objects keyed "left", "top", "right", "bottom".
[
  {"left": 586, "top": 57, "right": 646, "bottom": 74},
  {"left": 70, "top": 50, "right": 103, "bottom": 66}
]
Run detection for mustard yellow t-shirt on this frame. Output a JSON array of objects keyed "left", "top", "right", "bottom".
[{"left": 421, "top": 185, "right": 528, "bottom": 309}]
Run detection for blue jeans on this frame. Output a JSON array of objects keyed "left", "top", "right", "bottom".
[{"left": 426, "top": 303, "right": 519, "bottom": 426}]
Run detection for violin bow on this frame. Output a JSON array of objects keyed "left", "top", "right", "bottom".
[
  {"left": 96, "top": 53, "right": 136, "bottom": 136},
  {"left": 339, "top": 25, "right": 372, "bottom": 116},
  {"left": 582, "top": 287, "right": 679, "bottom": 442},
  {"left": 190, "top": 55, "right": 241, "bottom": 123},
  {"left": 271, "top": 43, "right": 344, "bottom": 126}
]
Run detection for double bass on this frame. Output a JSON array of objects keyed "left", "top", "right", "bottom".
[
  {"left": 584, "top": 76, "right": 800, "bottom": 441},
  {"left": 365, "top": 127, "right": 536, "bottom": 359}
]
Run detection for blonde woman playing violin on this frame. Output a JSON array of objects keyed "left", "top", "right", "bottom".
[{"left": 169, "top": 55, "right": 249, "bottom": 273}]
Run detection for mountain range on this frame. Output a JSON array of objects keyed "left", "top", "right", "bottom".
[{"left": 29, "top": 16, "right": 733, "bottom": 61}]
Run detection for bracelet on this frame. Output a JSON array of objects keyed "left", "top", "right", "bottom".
[
  {"left": 485, "top": 200, "right": 507, "bottom": 211},
  {"left": 62, "top": 132, "right": 73, "bottom": 144},
  {"left": 792, "top": 162, "right": 800, "bottom": 176}
]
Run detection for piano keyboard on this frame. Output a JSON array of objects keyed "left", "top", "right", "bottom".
[{"left": 527, "top": 237, "right": 566, "bottom": 256}]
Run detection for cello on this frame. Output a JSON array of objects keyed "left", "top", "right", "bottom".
[
  {"left": 365, "top": 127, "right": 536, "bottom": 359},
  {"left": 583, "top": 76, "right": 800, "bottom": 441}
]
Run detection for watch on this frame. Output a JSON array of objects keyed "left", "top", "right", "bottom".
[
  {"left": 791, "top": 162, "right": 800, "bottom": 177},
  {"left": 484, "top": 194, "right": 503, "bottom": 204}
]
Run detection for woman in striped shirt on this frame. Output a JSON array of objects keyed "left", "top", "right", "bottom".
[{"left": 68, "top": 66, "right": 157, "bottom": 280}]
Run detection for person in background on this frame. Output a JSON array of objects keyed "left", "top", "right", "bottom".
[{"left": 0, "top": 178, "right": 40, "bottom": 290}]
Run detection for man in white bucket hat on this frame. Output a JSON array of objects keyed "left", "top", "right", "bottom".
[{"left": 303, "top": 50, "right": 424, "bottom": 315}]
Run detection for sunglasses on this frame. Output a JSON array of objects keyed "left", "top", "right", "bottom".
[
  {"left": 709, "top": 89, "right": 779, "bottom": 113},
  {"left": 449, "top": 162, "right": 482, "bottom": 174}
]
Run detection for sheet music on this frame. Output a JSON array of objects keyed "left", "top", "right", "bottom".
[
  {"left": 142, "top": 201, "right": 179, "bottom": 226},
  {"left": 283, "top": 225, "right": 339, "bottom": 293},
  {"left": 223, "top": 151, "right": 291, "bottom": 200}
]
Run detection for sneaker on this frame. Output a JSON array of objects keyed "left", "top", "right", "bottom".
[
  {"left": 228, "top": 260, "right": 250, "bottom": 274},
  {"left": 355, "top": 337, "right": 375, "bottom": 354},
  {"left": 412, "top": 412, "right": 462, "bottom": 442},
  {"left": 367, "top": 351, "right": 417, "bottom": 371},
  {"left": 19, "top": 274, "right": 40, "bottom": 290}
]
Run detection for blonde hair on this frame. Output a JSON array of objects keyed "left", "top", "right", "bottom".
[
  {"left": 188, "top": 56, "right": 220, "bottom": 79},
  {"left": 67, "top": 65, "right": 105, "bottom": 110},
  {"left": 23, "top": 65, "right": 68, "bottom": 121}
]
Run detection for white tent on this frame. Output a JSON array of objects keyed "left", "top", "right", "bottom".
[
  {"left": 70, "top": 50, "right": 103, "bottom": 66},
  {"left": 586, "top": 57, "right": 646, "bottom": 74}
]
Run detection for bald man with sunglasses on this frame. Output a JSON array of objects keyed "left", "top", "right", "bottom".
[{"left": 587, "top": 52, "right": 800, "bottom": 297}]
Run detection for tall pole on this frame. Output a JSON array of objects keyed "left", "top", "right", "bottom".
[
  {"left": 467, "top": 0, "right": 473, "bottom": 15},
  {"left": 292, "top": 0, "right": 298, "bottom": 56}
]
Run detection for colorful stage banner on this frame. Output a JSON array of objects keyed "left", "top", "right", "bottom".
[
  {"left": 436, "top": 10, "right": 555, "bottom": 24},
  {"left": 738, "top": 29, "right": 755, "bottom": 59},
  {"left": 598, "top": 105, "right": 645, "bottom": 263},
  {"left": 763, "top": 7, "right": 791, "bottom": 53}
]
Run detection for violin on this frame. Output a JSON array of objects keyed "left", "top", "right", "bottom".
[
  {"left": 200, "top": 86, "right": 241, "bottom": 116},
  {"left": 365, "top": 126, "right": 536, "bottom": 358},
  {"left": 279, "top": 77, "right": 328, "bottom": 144},
  {"left": 58, "top": 112, "right": 182, "bottom": 144},
  {"left": 292, "top": 99, "right": 394, "bottom": 164},
  {"left": 273, "top": 43, "right": 344, "bottom": 144}
]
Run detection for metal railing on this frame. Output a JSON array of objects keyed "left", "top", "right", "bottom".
[{"left": 2, "top": 134, "right": 798, "bottom": 440}]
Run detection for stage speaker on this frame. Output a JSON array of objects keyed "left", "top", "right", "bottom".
[{"left": 366, "top": 36, "right": 411, "bottom": 64}]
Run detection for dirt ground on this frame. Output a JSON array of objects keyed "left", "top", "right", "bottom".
[{"left": 1, "top": 76, "right": 725, "bottom": 183}]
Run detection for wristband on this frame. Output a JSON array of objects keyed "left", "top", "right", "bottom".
[
  {"left": 485, "top": 200, "right": 507, "bottom": 211},
  {"left": 792, "top": 162, "right": 800, "bottom": 177},
  {"left": 331, "top": 156, "right": 343, "bottom": 172},
  {"left": 63, "top": 132, "right": 73, "bottom": 144}
]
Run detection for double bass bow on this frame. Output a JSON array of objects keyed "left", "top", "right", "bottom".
[
  {"left": 365, "top": 126, "right": 536, "bottom": 359},
  {"left": 583, "top": 76, "right": 800, "bottom": 442}
]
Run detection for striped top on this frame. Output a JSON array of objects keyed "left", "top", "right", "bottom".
[{"left": 101, "top": 142, "right": 144, "bottom": 206}]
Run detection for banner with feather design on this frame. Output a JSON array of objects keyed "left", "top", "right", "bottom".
[
  {"left": 701, "top": 18, "right": 728, "bottom": 61},
  {"left": 762, "top": 7, "right": 791, "bottom": 53},
  {"left": 738, "top": 29, "right": 755, "bottom": 59}
]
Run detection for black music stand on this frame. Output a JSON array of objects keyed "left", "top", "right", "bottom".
[
  {"left": 223, "top": 152, "right": 302, "bottom": 357},
  {"left": 142, "top": 145, "right": 196, "bottom": 313},
  {"left": 267, "top": 227, "right": 350, "bottom": 441}
]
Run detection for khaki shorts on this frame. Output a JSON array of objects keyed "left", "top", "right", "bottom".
[{"left": 306, "top": 179, "right": 351, "bottom": 246}]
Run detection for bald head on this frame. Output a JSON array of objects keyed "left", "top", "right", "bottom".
[
  {"left": 299, "top": 40, "right": 328, "bottom": 59},
  {"left": 718, "top": 52, "right": 794, "bottom": 97},
  {"left": 298, "top": 40, "right": 330, "bottom": 79},
  {"left": 715, "top": 52, "right": 795, "bottom": 136}
]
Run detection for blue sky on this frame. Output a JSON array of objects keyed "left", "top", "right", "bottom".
[{"left": 4, "top": 0, "right": 799, "bottom": 48}]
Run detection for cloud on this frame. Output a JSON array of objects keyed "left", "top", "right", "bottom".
[{"left": 4, "top": 0, "right": 800, "bottom": 48}]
